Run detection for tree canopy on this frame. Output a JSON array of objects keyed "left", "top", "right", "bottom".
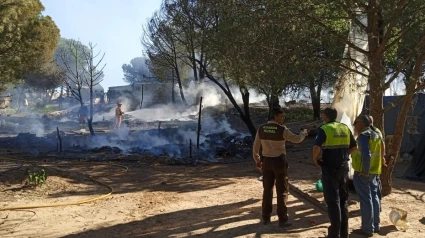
[
  {"left": 0, "top": 0, "right": 60, "bottom": 90},
  {"left": 122, "top": 57, "right": 153, "bottom": 84}
]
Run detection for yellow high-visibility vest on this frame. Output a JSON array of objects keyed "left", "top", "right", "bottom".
[
  {"left": 320, "top": 122, "right": 351, "bottom": 149},
  {"left": 351, "top": 128, "right": 382, "bottom": 174}
]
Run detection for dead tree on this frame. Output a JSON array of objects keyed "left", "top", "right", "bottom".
[
  {"left": 82, "top": 42, "right": 106, "bottom": 136},
  {"left": 57, "top": 39, "right": 87, "bottom": 106}
]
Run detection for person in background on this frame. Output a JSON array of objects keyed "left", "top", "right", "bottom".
[
  {"left": 253, "top": 107, "right": 309, "bottom": 228},
  {"left": 78, "top": 103, "right": 88, "bottom": 128},
  {"left": 312, "top": 107, "right": 357, "bottom": 238},
  {"left": 58, "top": 96, "right": 64, "bottom": 110},
  {"left": 351, "top": 115, "right": 383, "bottom": 237},
  {"left": 23, "top": 97, "right": 29, "bottom": 112},
  {"left": 115, "top": 103, "right": 124, "bottom": 129}
]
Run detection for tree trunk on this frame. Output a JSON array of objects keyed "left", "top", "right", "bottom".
[
  {"left": 367, "top": 0, "right": 389, "bottom": 194},
  {"left": 225, "top": 88, "right": 257, "bottom": 138},
  {"left": 196, "top": 59, "right": 257, "bottom": 138},
  {"left": 312, "top": 97, "right": 321, "bottom": 120},
  {"left": 197, "top": 97, "right": 203, "bottom": 148},
  {"left": 367, "top": 0, "right": 385, "bottom": 132},
  {"left": 199, "top": 53, "right": 205, "bottom": 80},
  {"left": 174, "top": 67, "right": 187, "bottom": 105},
  {"left": 88, "top": 84, "right": 95, "bottom": 136},
  {"left": 381, "top": 86, "right": 415, "bottom": 196},
  {"left": 381, "top": 53, "right": 425, "bottom": 196},
  {"left": 191, "top": 49, "right": 199, "bottom": 82},
  {"left": 267, "top": 93, "right": 280, "bottom": 120},
  {"left": 240, "top": 88, "right": 257, "bottom": 139},
  {"left": 140, "top": 84, "right": 144, "bottom": 109},
  {"left": 171, "top": 70, "right": 175, "bottom": 103},
  {"left": 88, "top": 118, "right": 95, "bottom": 135},
  {"left": 368, "top": 70, "right": 385, "bottom": 131},
  {"left": 309, "top": 76, "right": 322, "bottom": 120}
]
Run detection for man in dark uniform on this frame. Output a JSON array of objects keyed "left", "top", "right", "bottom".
[
  {"left": 253, "top": 107, "right": 309, "bottom": 227},
  {"left": 312, "top": 108, "right": 357, "bottom": 238}
]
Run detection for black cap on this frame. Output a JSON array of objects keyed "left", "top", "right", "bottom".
[
  {"left": 354, "top": 115, "right": 371, "bottom": 126},
  {"left": 272, "top": 107, "right": 284, "bottom": 117},
  {"left": 322, "top": 107, "right": 337, "bottom": 121}
]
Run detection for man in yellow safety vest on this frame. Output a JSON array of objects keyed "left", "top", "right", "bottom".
[
  {"left": 312, "top": 107, "right": 357, "bottom": 238},
  {"left": 351, "top": 115, "right": 383, "bottom": 237}
]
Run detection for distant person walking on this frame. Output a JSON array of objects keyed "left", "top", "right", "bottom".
[
  {"left": 253, "top": 107, "right": 309, "bottom": 228},
  {"left": 115, "top": 103, "right": 124, "bottom": 129}
]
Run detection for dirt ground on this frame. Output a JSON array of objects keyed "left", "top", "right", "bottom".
[
  {"left": 1, "top": 135, "right": 425, "bottom": 238},
  {"left": 0, "top": 106, "right": 424, "bottom": 238}
]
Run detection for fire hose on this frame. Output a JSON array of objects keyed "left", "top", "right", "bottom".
[{"left": 0, "top": 157, "right": 128, "bottom": 211}]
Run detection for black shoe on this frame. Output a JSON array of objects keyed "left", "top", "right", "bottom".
[
  {"left": 351, "top": 229, "right": 373, "bottom": 237},
  {"left": 262, "top": 219, "right": 270, "bottom": 225},
  {"left": 278, "top": 221, "right": 292, "bottom": 228},
  {"left": 374, "top": 229, "right": 380, "bottom": 234}
]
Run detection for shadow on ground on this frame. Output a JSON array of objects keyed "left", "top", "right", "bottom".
[{"left": 62, "top": 192, "right": 328, "bottom": 238}]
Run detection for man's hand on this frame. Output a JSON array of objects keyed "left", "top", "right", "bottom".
[
  {"left": 256, "top": 161, "right": 262, "bottom": 169},
  {"left": 313, "top": 157, "right": 322, "bottom": 168},
  {"left": 382, "top": 156, "right": 387, "bottom": 167},
  {"left": 313, "top": 159, "right": 320, "bottom": 167},
  {"left": 312, "top": 145, "right": 322, "bottom": 168}
]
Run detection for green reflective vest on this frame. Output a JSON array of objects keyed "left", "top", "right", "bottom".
[
  {"left": 351, "top": 128, "right": 382, "bottom": 174},
  {"left": 320, "top": 122, "right": 351, "bottom": 149},
  {"left": 370, "top": 125, "right": 383, "bottom": 140}
]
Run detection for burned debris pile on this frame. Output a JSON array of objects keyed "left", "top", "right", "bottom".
[{"left": 204, "top": 131, "right": 252, "bottom": 159}]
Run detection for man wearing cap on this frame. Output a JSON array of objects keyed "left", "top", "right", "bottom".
[
  {"left": 115, "top": 103, "right": 124, "bottom": 129},
  {"left": 351, "top": 115, "right": 383, "bottom": 237},
  {"left": 312, "top": 107, "right": 357, "bottom": 238},
  {"left": 368, "top": 115, "right": 387, "bottom": 211},
  {"left": 253, "top": 107, "right": 309, "bottom": 228}
]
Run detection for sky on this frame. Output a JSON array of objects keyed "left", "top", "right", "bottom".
[{"left": 40, "top": 0, "right": 163, "bottom": 91}]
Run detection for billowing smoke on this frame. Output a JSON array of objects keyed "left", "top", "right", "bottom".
[
  {"left": 202, "top": 115, "right": 236, "bottom": 134},
  {"left": 126, "top": 104, "right": 198, "bottom": 122},
  {"left": 92, "top": 97, "right": 133, "bottom": 122},
  {"left": 0, "top": 117, "right": 45, "bottom": 137},
  {"left": 71, "top": 80, "right": 258, "bottom": 160},
  {"left": 29, "top": 119, "right": 45, "bottom": 137}
]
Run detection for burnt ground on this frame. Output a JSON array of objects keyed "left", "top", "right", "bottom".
[{"left": 0, "top": 106, "right": 424, "bottom": 238}]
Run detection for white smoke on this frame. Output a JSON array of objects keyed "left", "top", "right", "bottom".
[
  {"left": 184, "top": 80, "right": 268, "bottom": 107},
  {"left": 76, "top": 79, "right": 258, "bottom": 158},
  {"left": 126, "top": 104, "right": 198, "bottom": 122},
  {"left": 29, "top": 120, "right": 45, "bottom": 137},
  {"left": 92, "top": 97, "right": 133, "bottom": 122},
  {"left": 202, "top": 115, "right": 236, "bottom": 134}
]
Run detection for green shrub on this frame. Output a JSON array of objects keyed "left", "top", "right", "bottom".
[{"left": 28, "top": 169, "right": 47, "bottom": 186}]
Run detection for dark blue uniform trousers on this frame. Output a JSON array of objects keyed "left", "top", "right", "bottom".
[{"left": 321, "top": 163, "right": 349, "bottom": 238}]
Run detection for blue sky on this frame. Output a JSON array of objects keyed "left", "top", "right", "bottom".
[{"left": 40, "top": 0, "right": 163, "bottom": 90}]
